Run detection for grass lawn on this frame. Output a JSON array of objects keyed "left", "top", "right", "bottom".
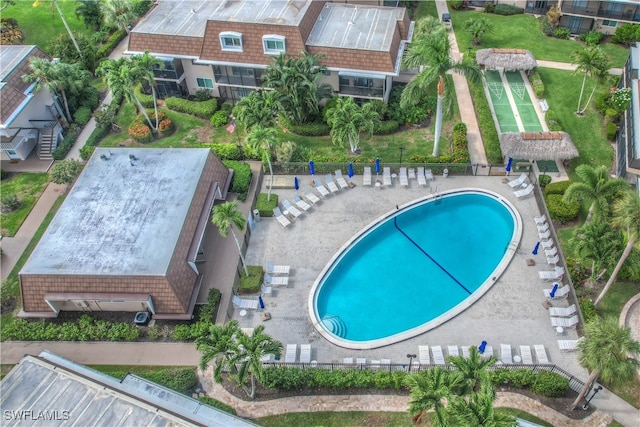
[
  {"left": 450, "top": 10, "right": 629, "bottom": 68},
  {"left": 0, "top": 173, "right": 49, "bottom": 237},
  {"left": 3, "top": 0, "right": 93, "bottom": 51}
]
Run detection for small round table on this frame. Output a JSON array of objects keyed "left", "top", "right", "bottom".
[
  {"left": 555, "top": 326, "right": 564, "bottom": 336},
  {"left": 239, "top": 309, "right": 247, "bottom": 318},
  {"left": 513, "top": 355, "right": 522, "bottom": 363}
]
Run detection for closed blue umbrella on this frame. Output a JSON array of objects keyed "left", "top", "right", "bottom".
[
  {"left": 258, "top": 295, "right": 265, "bottom": 310},
  {"left": 348, "top": 162, "right": 354, "bottom": 178},
  {"left": 478, "top": 340, "right": 487, "bottom": 354},
  {"left": 375, "top": 158, "right": 380, "bottom": 175},
  {"left": 532, "top": 241, "right": 540, "bottom": 255},
  {"left": 549, "top": 283, "right": 559, "bottom": 298},
  {"left": 294, "top": 176, "right": 299, "bottom": 190},
  {"left": 505, "top": 157, "right": 513, "bottom": 174},
  {"left": 309, "top": 160, "right": 315, "bottom": 175}
]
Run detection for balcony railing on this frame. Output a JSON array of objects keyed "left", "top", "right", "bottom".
[
  {"left": 338, "top": 85, "right": 384, "bottom": 98},
  {"left": 561, "top": 4, "right": 640, "bottom": 22}
]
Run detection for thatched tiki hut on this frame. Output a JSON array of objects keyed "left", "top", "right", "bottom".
[
  {"left": 500, "top": 131, "right": 579, "bottom": 162},
  {"left": 476, "top": 48, "right": 537, "bottom": 71}
]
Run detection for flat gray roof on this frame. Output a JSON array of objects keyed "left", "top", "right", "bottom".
[
  {"left": 0, "top": 45, "right": 35, "bottom": 81},
  {"left": 133, "top": 0, "right": 313, "bottom": 37},
  {"left": 21, "top": 148, "right": 210, "bottom": 276},
  {"left": 306, "top": 3, "right": 403, "bottom": 51},
  {"left": 0, "top": 351, "right": 255, "bottom": 426}
]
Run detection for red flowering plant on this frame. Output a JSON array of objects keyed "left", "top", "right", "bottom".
[{"left": 128, "top": 122, "right": 152, "bottom": 143}]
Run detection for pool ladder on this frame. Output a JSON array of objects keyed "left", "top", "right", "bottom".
[{"left": 430, "top": 186, "right": 442, "bottom": 204}]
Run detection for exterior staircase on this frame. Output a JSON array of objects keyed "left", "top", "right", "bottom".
[{"left": 37, "top": 131, "right": 54, "bottom": 160}]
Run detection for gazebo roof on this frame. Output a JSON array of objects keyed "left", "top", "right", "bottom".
[
  {"left": 499, "top": 131, "right": 579, "bottom": 161},
  {"left": 476, "top": 48, "right": 537, "bottom": 71}
]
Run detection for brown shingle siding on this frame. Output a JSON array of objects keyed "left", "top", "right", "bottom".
[
  {"left": 129, "top": 33, "right": 203, "bottom": 57},
  {"left": 307, "top": 46, "right": 394, "bottom": 73}
]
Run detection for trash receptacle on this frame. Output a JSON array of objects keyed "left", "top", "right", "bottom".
[
  {"left": 253, "top": 209, "right": 260, "bottom": 221},
  {"left": 443, "top": 168, "right": 449, "bottom": 178}
]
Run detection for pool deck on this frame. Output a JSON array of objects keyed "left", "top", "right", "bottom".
[{"left": 241, "top": 174, "right": 587, "bottom": 380}]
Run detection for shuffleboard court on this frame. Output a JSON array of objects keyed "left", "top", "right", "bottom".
[
  {"left": 505, "top": 71, "right": 544, "bottom": 132},
  {"left": 484, "top": 70, "right": 519, "bottom": 133}
]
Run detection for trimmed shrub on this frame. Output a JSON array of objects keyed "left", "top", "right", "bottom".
[
  {"left": 579, "top": 296, "right": 597, "bottom": 323},
  {"left": 165, "top": 97, "right": 217, "bottom": 119},
  {"left": 220, "top": 102, "right": 233, "bottom": 114},
  {"left": 80, "top": 145, "right": 96, "bottom": 161},
  {"left": 553, "top": 27, "right": 571, "bottom": 39},
  {"left": 194, "top": 89, "right": 212, "bottom": 101},
  {"left": 74, "top": 106, "right": 92, "bottom": 126},
  {"left": 2, "top": 315, "right": 140, "bottom": 341},
  {"left": 96, "top": 30, "right": 127, "bottom": 59},
  {"left": 210, "top": 110, "right": 228, "bottom": 127},
  {"left": 451, "top": 122, "right": 470, "bottom": 163},
  {"left": 280, "top": 115, "right": 330, "bottom": 136},
  {"left": 210, "top": 143, "right": 242, "bottom": 161},
  {"left": 1, "top": 194, "right": 21, "bottom": 212},
  {"left": 158, "top": 117, "right": 174, "bottom": 136},
  {"left": 529, "top": 70, "right": 545, "bottom": 98},
  {"left": 238, "top": 265, "right": 263, "bottom": 294},
  {"left": 256, "top": 192, "right": 278, "bottom": 217},
  {"left": 222, "top": 160, "right": 251, "bottom": 200},
  {"left": 530, "top": 371, "right": 569, "bottom": 397},
  {"left": 468, "top": 79, "right": 501, "bottom": 163},
  {"left": 128, "top": 122, "right": 152, "bottom": 143},
  {"left": 373, "top": 120, "right": 399, "bottom": 135},
  {"left": 494, "top": 4, "right": 524, "bottom": 15},
  {"left": 53, "top": 127, "right": 79, "bottom": 160},
  {"left": 483, "top": 3, "right": 496, "bottom": 13},
  {"left": 612, "top": 23, "right": 640, "bottom": 46},
  {"left": 134, "top": 84, "right": 155, "bottom": 108},
  {"left": 595, "top": 92, "right": 613, "bottom": 115},
  {"left": 606, "top": 122, "right": 617, "bottom": 140},
  {"left": 539, "top": 174, "right": 552, "bottom": 187},
  {"left": 0, "top": 169, "right": 7, "bottom": 180},
  {"left": 199, "top": 288, "right": 221, "bottom": 323},
  {"left": 80, "top": 87, "right": 100, "bottom": 111},
  {"left": 546, "top": 194, "right": 580, "bottom": 223},
  {"left": 543, "top": 180, "right": 572, "bottom": 195},
  {"left": 448, "top": 0, "right": 464, "bottom": 10},
  {"left": 580, "top": 30, "right": 604, "bottom": 46},
  {"left": 545, "top": 109, "right": 563, "bottom": 131}
]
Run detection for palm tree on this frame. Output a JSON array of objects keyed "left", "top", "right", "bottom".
[
  {"left": 594, "top": 190, "right": 640, "bottom": 305},
  {"left": 211, "top": 201, "right": 249, "bottom": 277},
  {"left": 233, "top": 89, "right": 279, "bottom": 129},
  {"left": 230, "top": 326, "right": 283, "bottom": 399},
  {"left": 75, "top": 0, "right": 102, "bottom": 31},
  {"left": 325, "top": 97, "right": 380, "bottom": 153},
  {"left": 100, "top": 0, "right": 136, "bottom": 34},
  {"left": 448, "top": 388, "right": 517, "bottom": 427},
  {"left": 97, "top": 57, "right": 155, "bottom": 131},
  {"left": 131, "top": 51, "right": 162, "bottom": 131},
  {"left": 401, "top": 17, "right": 481, "bottom": 156},
  {"left": 195, "top": 320, "right": 240, "bottom": 381},
  {"left": 571, "top": 46, "right": 610, "bottom": 115},
  {"left": 563, "top": 164, "right": 629, "bottom": 223},
  {"left": 465, "top": 17, "right": 493, "bottom": 45},
  {"left": 33, "top": 0, "right": 82, "bottom": 58},
  {"left": 407, "top": 367, "right": 463, "bottom": 426},
  {"left": 570, "top": 220, "right": 623, "bottom": 282},
  {"left": 447, "top": 346, "right": 497, "bottom": 395},
  {"left": 570, "top": 316, "right": 640, "bottom": 409},
  {"left": 247, "top": 125, "right": 278, "bottom": 201}
]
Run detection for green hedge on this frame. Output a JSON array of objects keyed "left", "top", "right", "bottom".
[
  {"left": 165, "top": 97, "right": 218, "bottom": 119},
  {"left": 546, "top": 194, "right": 580, "bottom": 223},
  {"left": 261, "top": 366, "right": 408, "bottom": 391},
  {"left": 239, "top": 265, "right": 263, "bottom": 294},
  {"left": 530, "top": 371, "right": 569, "bottom": 397},
  {"left": 279, "top": 115, "right": 330, "bottom": 136},
  {"left": 52, "top": 127, "right": 79, "bottom": 160},
  {"left": 210, "top": 110, "right": 228, "bottom": 127},
  {"left": 2, "top": 315, "right": 140, "bottom": 341},
  {"left": 606, "top": 122, "right": 617, "bottom": 140},
  {"left": 529, "top": 70, "right": 545, "bottom": 99},
  {"left": 210, "top": 143, "right": 242, "bottom": 161},
  {"left": 134, "top": 84, "right": 155, "bottom": 108},
  {"left": 222, "top": 160, "right": 251, "bottom": 201},
  {"left": 256, "top": 192, "right": 278, "bottom": 217},
  {"left": 373, "top": 120, "right": 400, "bottom": 135},
  {"left": 468, "top": 79, "right": 502, "bottom": 163},
  {"left": 95, "top": 30, "right": 127, "bottom": 60},
  {"left": 172, "top": 288, "right": 221, "bottom": 341},
  {"left": 73, "top": 106, "right": 92, "bottom": 127},
  {"left": 494, "top": 4, "right": 524, "bottom": 15},
  {"left": 543, "top": 180, "right": 572, "bottom": 195}
]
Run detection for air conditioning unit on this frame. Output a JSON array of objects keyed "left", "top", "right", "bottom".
[{"left": 74, "top": 301, "right": 88, "bottom": 308}]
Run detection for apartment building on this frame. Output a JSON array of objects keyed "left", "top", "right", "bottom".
[
  {"left": 126, "top": 0, "right": 414, "bottom": 103},
  {"left": 616, "top": 42, "right": 640, "bottom": 191}
]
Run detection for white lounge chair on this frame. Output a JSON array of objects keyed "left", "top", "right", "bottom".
[
  {"left": 266, "top": 262, "right": 290, "bottom": 275},
  {"left": 534, "top": 345, "right": 549, "bottom": 364},
  {"left": 538, "top": 230, "right": 551, "bottom": 240},
  {"left": 408, "top": 168, "right": 416, "bottom": 180},
  {"left": 264, "top": 273, "right": 289, "bottom": 287},
  {"left": 541, "top": 239, "right": 555, "bottom": 249},
  {"left": 500, "top": 344, "right": 512, "bottom": 364},
  {"left": 514, "top": 183, "right": 534, "bottom": 199},
  {"left": 281, "top": 199, "right": 303, "bottom": 218},
  {"left": 292, "top": 194, "right": 311, "bottom": 211},
  {"left": 370, "top": 359, "right": 381, "bottom": 369},
  {"left": 534, "top": 214, "right": 547, "bottom": 225},
  {"left": 519, "top": 345, "right": 533, "bottom": 364},
  {"left": 543, "top": 284, "right": 570, "bottom": 299},
  {"left": 508, "top": 172, "right": 528, "bottom": 188},
  {"left": 301, "top": 185, "right": 321, "bottom": 203},
  {"left": 417, "top": 167, "right": 427, "bottom": 186},
  {"left": 482, "top": 345, "right": 494, "bottom": 359},
  {"left": 334, "top": 170, "right": 350, "bottom": 189},
  {"left": 461, "top": 346, "right": 470, "bottom": 358},
  {"left": 539, "top": 266, "right": 565, "bottom": 281},
  {"left": 424, "top": 168, "right": 434, "bottom": 181},
  {"left": 537, "top": 222, "right": 549, "bottom": 233},
  {"left": 272, "top": 207, "right": 292, "bottom": 227},
  {"left": 356, "top": 357, "right": 366, "bottom": 366},
  {"left": 551, "top": 315, "right": 579, "bottom": 329},
  {"left": 300, "top": 344, "right": 311, "bottom": 363},
  {"left": 383, "top": 167, "right": 392, "bottom": 186},
  {"left": 549, "top": 304, "right": 577, "bottom": 317},
  {"left": 363, "top": 166, "right": 372, "bottom": 186},
  {"left": 261, "top": 283, "right": 272, "bottom": 296},
  {"left": 418, "top": 345, "right": 430, "bottom": 364},
  {"left": 313, "top": 178, "right": 330, "bottom": 197},
  {"left": 399, "top": 167, "right": 409, "bottom": 186},
  {"left": 232, "top": 295, "right": 258, "bottom": 310},
  {"left": 343, "top": 357, "right": 353, "bottom": 365},
  {"left": 431, "top": 345, "right": 445, "bottom": 365},
  {"left": 545, "top": 246, "right": 558, "bottom": 257},
  {"left": 324, "top": 174, "right": 340, "bottom": 193},
  {"left": 285, "top": 344, "right": 297, "bottom": 363},
  {"left": 547, "top": 255, "right": 559, "bottom": 265},
  {"left": 381, "top": 359, "right": 391, "bottom": 368},
  {"left": 558, "top": 339, "right": 581, "bottom": 352},
  {"left": 447, "top": 345, "right": 459, "bottom": 357}
]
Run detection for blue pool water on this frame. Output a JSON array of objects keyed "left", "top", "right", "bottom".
[{"left": 311, "top": 190, "right": 519, "bottom": 349}]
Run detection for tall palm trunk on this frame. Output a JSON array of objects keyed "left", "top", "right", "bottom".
[
  {"left": 133, "top": 95, "right": 156, "bottom": 131},
  {"left": 579, "top": 83, "right": 600, "bottom": 115},
  {"left": 432, "top": 76, "right": 445, "bottom": 157},
  {"left": 58, "top": 87, "right": 72, "bottom": 124},
  {"left": 576, "top": 72, "right": 587, "bottom": 114},
  {"left": 570, "top": 370, "right": 599, "bottom": 410},
  {"left": 595, "top": 237, "right": 636, "bottom": 305},
  {"left": 230, "top": 229, "right": 249, "bottom": 276},
  {"left": 53, "top": 1, "right": 82, "bottom": 58},
  {"left": 266, "top": 151, "right": 274, "bottom": 202},
  {"left": 152, "top": 85, "right": 159, "bottom": 130}
]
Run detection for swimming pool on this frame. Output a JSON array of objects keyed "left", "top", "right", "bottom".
[{"left": 309, "top": 189, "right": 522, "bottom": 350}]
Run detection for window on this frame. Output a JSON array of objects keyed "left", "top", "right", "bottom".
[
  {"left": 220, "top": 32, "right": 242, "bottom": 51},
  {"left": 602, "top": 20, "right": 617, "bottom": 27},
  {"left": 262, "top": 35, "right": 286, "bottom": 54},
  {"left": 196, "top": 78, "right": 213, "bottom": 89}
]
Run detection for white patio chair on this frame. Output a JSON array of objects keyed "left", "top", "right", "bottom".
[
  {"left": 519, "top": 345, "right": 533, "bottom": 364},
  {"left": 534, "top": 214, "right": 547, "bottom": 225},
  {"left": 534, "top": 345, "right": 550, "bottom": 364},
  {"left": 266, "top": 262, "right": 290, "bottom": 275},
  {"left": 549, "top": 304, "right": 577, "bottom": 317}
]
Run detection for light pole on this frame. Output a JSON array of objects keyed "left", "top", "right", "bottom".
[
  {"left": 399, "top": 147, "right": 404, "bottom": 168},
  {"left": 406, "top": 353, "right": 416, "bottom": 373},
  {"left": 582, "top": 385, "right": 603, "bottom": 410}
]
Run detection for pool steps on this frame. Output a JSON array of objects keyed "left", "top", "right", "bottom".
[{"left": 321, "top": 315, "right": 347, "bottom": 338}]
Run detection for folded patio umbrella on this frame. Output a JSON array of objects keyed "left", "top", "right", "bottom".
[
  {"left": 258, "top": 295, "right": 265, "bottom": 310},
  {"left": 505, "top": 157, "right": 513, "bottom": 174},
  {"left": 479, "top": 340, "right": 487, "bottom": 354},
  {"left": 294, "top": 176, "right": 299, "bottom": 190},
  {"left": 549, "top": 283, "right": 559, "bottom": 298},
  {"left": 532, "top": 241, "right": 540, "bottom": 255},
  {"left": 348, "top": 162, "right": 354, "bottom": 178},
  {"left": 309, "top": 160, "right": 315, "bottom": 175},
  {"left": 375, "top": 158, "right": 380, "bottom": 175}
]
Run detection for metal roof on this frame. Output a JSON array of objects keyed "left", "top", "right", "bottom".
[
  {"left": 306, "top": 3, "right": 404, "bottom": 51},
  {"left": 21, "top": 148, "right": 211, "bottom": 276},
  {"left": 0, "top": 351, "right": 256, "bottom": 427},
  {"left": 0, "top": 45, "right": 35, "bottom": 81},
  {"left": 132, "top": 0, "right": 313, "bottom": 37}
]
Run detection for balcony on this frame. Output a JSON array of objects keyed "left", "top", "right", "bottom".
[
  {"left": 561, "top": 4, "right": 640, "bottom": 22},
  {"left": 338, "top": 85, "right": 384, "bottom": 98}
]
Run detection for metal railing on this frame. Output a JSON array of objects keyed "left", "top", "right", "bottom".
[{"left": 270, "top": 162, "right": 475, "bottom": 176}]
